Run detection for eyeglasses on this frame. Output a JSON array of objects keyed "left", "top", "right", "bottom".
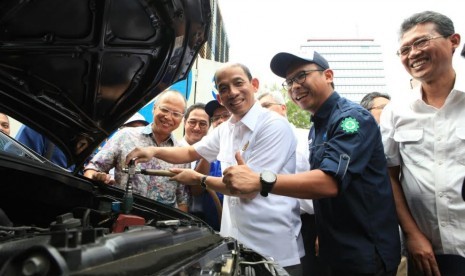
[
  {"left": 368, "top": 104, "right": 387, "bottom": 111},
  {"left": 187, "top": 119, "right": 209, "bottom": 129},
  {"left": 396, "top": 36, "right": 444, "bottom": 56},
  {"left": 211, "top": 112, "right": 231, "bottom": 122},
  {"left": 261, "top": 102, "right": 283, "bottom": 109},
  {"left": 282, "top": 69, "right": 323, "bottom": 90},
  {"left": 157, "top": 105, "right": 184, "bottom": 119}
]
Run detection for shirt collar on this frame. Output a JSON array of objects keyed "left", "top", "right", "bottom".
[
  {"left": 227, "top": 101, "right": 263, "bottom": 132},
  {"left": 311, "top": 92, "right": 340, "bottom": 124},
  {"left": 412, "top": 74, "right": 465, "bottom": 106},
  {"left": 141, "top": 123, "right": 175, "bottom": 145}
]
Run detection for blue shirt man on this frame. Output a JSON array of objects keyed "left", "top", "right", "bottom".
[
  {"left": 202, "top": 160, "right": 223, "bottom": 230},
  {"left": 16, "top": 125, "right": 75, "bottom": 171},
  {"left": 310, "top": 92, "right": 399, "bottom": 273}
]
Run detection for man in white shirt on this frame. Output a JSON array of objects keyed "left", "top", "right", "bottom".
[
  {"left": 380, "top": 11, "right": 465, "bottom": 275},
  {"left": 126, "top": 63, "right": 305, "bottom": 275},
  {"left": 257, "top": 91, "right": 318, "bottom": 275}
]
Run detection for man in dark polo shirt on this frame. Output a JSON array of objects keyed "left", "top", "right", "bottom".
[{"left": 223, "top": 51, "right": 401, "bottom": 275}]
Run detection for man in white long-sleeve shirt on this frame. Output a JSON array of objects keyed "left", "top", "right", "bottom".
[{"left": 126, "top": 63, "right": 305, "bottom": 275}]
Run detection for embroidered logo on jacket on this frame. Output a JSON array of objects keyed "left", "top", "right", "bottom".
[{"left": 340, "top": 117, "right": 359, "bottom": 133}]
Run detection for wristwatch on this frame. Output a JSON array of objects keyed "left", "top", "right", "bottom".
[
  {"left": 260, "top": 170, "right": 277, "bottom": 197},
  {"left": 200, "top": 175, "right": 208, "bottom": 189}
]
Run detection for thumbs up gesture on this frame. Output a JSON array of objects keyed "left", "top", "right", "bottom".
[
  {"left": 235, "top": 151, "right": 246, "bottom": 165},
  {"left": 223, "top": 152, "right": 260, "bottom": 198}
]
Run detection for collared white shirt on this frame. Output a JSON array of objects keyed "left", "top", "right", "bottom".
[
  {"left": 194, "top": 102, "right": 304, "bottom": 267},
  {"left": 380, "top": 77, "right": 465, "bottom": 257},
  {"left": 291, "top": 124, "right": 314, "bottom": 215}
]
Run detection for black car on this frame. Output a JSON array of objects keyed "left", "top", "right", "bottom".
[{"left": 0, "top": 1, "right": 287, "bottom": 275}]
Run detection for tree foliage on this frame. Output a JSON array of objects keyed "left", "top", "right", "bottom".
[
  {"left": 262, "top": 83, "right": 311, "bottom": 129},
  {"left": 286, "top": 101, "right": 311, "bottom": 129}
]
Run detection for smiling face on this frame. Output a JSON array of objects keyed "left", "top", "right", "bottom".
[
  {"left": 183, "top": 108, "right": 209, "bottom": 144},
  {"left": 285, "top": 62, "right": 334, "bottom": 114},
  {"left": 215, "top": 64, "right": 258, "bottom": 120},
  {"left": 399, "top": 22, "right": 459, "bottom": 84},
  {"left": 152, "top": 91, "right": 186, "bottom": 142}
]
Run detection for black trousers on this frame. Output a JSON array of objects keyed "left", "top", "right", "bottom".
[
  {"left": 300, "top": 213, "right": 321, "bottom": 276},
  {"left": 323, "top": 252, "right": 396, "bottom": 276}
]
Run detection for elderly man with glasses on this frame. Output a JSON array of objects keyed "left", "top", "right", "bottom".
[
  {"left": 84, "top": 89, "right": 191, "bottom": 212},
  {"left": 381, "top": 11, "right": 465, "bottom": 276}
]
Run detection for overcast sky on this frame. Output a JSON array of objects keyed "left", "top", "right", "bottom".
[{"left": 217, "top": 0, "right": 465, "bottom": 99}]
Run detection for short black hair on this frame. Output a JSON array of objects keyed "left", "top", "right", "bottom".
[
  {"left": 214, "top": 63, "right": 252, "bottom": 86},
  {"left": 184, "top": 102, "right": 206, "bottom": 120}
]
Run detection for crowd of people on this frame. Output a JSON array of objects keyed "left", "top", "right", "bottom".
[
  {"left": 124, "top": 10, "right": 465, "bottom": 276},
  {"left": 2, "top": 10, "right": 465, "bottom": 276}
]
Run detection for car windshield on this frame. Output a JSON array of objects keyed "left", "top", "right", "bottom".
[{"left": 0, "top": 131, "right": 59, "bottom": 166}]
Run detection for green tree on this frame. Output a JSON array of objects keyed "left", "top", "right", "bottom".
[
  {"left": 286, "top": 101, "right": 311, "bottom": 129},
  {"left": 262, "top": 83, "right": 312, "bottom": 129}
]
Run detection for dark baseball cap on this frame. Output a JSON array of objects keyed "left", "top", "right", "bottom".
[
  {"left": 205, "top": 99, "right": 223, "bottom": 117},
  {"left": 270, "top": 51, "right": 330, "bottom": 78},
  {"left": 123, "top": 112, "right": 149, "bottom": 126}
]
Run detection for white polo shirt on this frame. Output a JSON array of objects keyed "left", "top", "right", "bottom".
[
  {"left": 194, "top": 102, "right": 304, "bottom": 267},
  {"left": 380, "top": 77, "right": 465, "bottom": 257}
]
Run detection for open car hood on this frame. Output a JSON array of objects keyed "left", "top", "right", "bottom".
[{"left": 0, "top": 0, "right": 210, "bottom": 170}]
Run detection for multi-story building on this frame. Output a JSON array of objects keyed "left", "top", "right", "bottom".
[
  {"left": 300, "top": 39, "right": 387, "bottom": 103},
  {"left": 199, "top": 0, "right": 229, "bottom": 63}
]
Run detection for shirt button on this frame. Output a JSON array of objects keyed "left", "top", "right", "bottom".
[
  {"left": 439, "top": 192, "right": 444, "bottom": 197},
  {"left": 441, "top": 221, "right": 447, "bottom": 227},
  {"left": 438, "top": 161, "right": 443, "bottom": 165},
  {"left": 437, "top": 136, "right": 442, "bottom": 141}
]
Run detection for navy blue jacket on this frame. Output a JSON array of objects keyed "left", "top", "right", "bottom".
[{"left": 310, "top": 92, "right": 400, "bottom": 273}]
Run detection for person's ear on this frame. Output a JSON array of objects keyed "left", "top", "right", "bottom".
[
  {"left": 251, "top": 78, "right": 259, "bottom": 91},
  {"left": 323, "top": 69, "right": 334, "bottom": 83},
  {"left": 216, "top": 93, "right": 223, "bottom": 105},
  {"left": 449, "top": 33, "right": 461, "bottom": 52}
]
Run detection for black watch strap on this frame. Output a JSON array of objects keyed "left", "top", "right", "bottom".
[
  {"left": 260, "top": 170, "right": 276, "bottom": 197},
  {"left": 200, "top": 175, "right": 208, "bottom": 189}
]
